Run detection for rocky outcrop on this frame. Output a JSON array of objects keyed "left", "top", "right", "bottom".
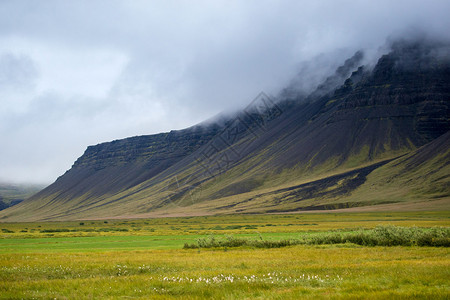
[{"left": 73, "top": 126, "right": 222, "bottom": 171}]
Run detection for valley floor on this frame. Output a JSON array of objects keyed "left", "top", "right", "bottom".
[{"left": 0, "top": 212, "right": 449, "bottom": 299}]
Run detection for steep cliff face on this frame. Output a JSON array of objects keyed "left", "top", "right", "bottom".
[
  {"left": 241, "top": 41, "right": 450, "bottom": 176},
  {"left": 335, "top": 40, "right": 450, "bottom": 141},
  {"left": 73, "top": 126, "right": 223, "bottom": 171},
  {"left": 1, "top": 39, "right": 448, "bottom": 221}
]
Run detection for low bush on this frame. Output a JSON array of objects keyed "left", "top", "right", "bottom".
[
  {"left": 304, "top": 225, "right": 449, "bottom": 247},
  {"left": 183, "top": 226, "right": 450, "bottom": 249}
]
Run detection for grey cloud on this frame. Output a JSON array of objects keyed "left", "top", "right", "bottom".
[{"left": 0, "top": 53, "right": 38, "bottom": 91}]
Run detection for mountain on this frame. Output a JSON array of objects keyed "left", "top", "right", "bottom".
[
  {"left": 1, "top": 39, "right": 449, "bottom": 221},
  {"left": 0, "top": 183, "right": 44, "bottom": 211}
]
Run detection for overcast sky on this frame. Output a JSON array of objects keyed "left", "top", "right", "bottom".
[{"left": 1, "top": 0, "right": 449, "bottom": 184}]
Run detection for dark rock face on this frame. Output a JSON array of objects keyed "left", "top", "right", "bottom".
[
  {"left": 73, "top": 126, "right": 222, "bottom": 171},
  {"left": 334, "top": 41, "right": 450, "bottom": 142},
  {"left": 248, "top": 40, "right": 449, "bottom": 174},
  {"left": 310, "top": 50, "right": 365, "bottom": 98}
]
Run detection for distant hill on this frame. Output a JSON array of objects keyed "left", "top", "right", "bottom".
[
  {"left": 1, "top": 38, "right": 449, "bottom": 221},
  {"left": 0, "top": 183, "right": 44, "bottom": 211}
]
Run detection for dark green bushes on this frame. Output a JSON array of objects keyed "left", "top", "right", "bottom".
[
  {"left": 416, "top": 227, "right": 450, "bottom": 247},
  {"left": 184, "top": 235, "right": 297, "bottom": 249},
  {"left": 307, "top": 226, "right": 450, "bottom": 247},
  {"left": 183, "top": 226, "right": 450, "bottom": 249}
]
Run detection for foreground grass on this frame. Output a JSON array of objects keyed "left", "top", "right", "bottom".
[
  {"left": 0, "top": 212, "right": 449, "bottom": 299},
  {"left": 0, "top": 246, "right": 448, "bottom": 299}
]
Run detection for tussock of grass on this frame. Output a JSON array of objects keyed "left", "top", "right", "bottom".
[{"left": 184, "top": 226, "right": 450, "bottom": 249}]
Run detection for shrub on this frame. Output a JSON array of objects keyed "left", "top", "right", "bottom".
[
  {"left": 184, "top": 235, "right": 295, "bottom": 249},
  {"left": 183, "top": 226, "right": 450, "bottom": 249},
  {"left": 305, "top": 226, "right": 450, "bottom": 247}
]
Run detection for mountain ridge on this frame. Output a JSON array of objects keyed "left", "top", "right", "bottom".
[{"left": 1, "top": 39, "right": 449, "bottom": 221}]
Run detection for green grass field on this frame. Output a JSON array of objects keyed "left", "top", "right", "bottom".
[{"left": 0, "top": 212, "right": 449, "bottom": 299}]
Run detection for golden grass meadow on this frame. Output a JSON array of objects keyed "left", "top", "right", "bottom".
[{"left": 0, "top": 212, "right": 449, "bottom": 299}]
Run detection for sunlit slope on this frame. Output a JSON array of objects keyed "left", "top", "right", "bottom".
[
  {"left": 1, "top": 40, "right": 449, "bottom": 221},
  {"left": 343, "top": 130, "right": 450, "bottom": 209}
]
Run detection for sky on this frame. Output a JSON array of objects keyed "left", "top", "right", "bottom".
[{"left": 1, "top": 0, "right": 450, "bottom": 184}]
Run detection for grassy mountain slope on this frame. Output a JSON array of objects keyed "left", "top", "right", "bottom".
[
  {"left": 344, "top": 130, "right": 450, "bottom": 209},
  {"left": 1, "top": 39, "right": 449, "bottom": 221}
]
